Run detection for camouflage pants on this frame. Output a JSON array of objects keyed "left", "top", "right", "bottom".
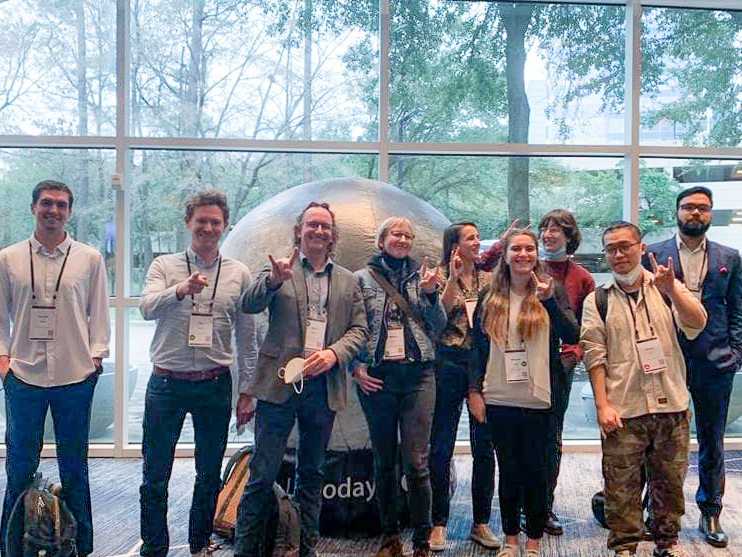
[{"left": 601, "top": 411, "right": 689, "bottom": 554}]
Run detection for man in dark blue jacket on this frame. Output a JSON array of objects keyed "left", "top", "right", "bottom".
[{"left": 645, "top": 185, "right": 742, "bottom": 548}]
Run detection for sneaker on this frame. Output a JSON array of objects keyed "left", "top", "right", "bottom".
[
  {"left": 653, "top": 547, "right": 692, "bottom": 557},
  {"left": 495, "top": 544, "right": 518, "bottom": 557},
  {"left": 376, "top": 535, "right": 404, "bottom": 557},
  {"left": 429, "top": 525, "right": 446, "bottom": 552},
  {"left": 470, "top": 524, "right": 500, "bottom": 549},
  {"left": 191, "top": 541, "right": 217, "bottom": 557}
]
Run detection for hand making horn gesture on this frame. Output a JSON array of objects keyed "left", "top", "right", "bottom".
[
  {"left": 267, "top": 247, "right": 299, "bottom": 289},
  {"left": 648, "top": 252, "right": 676, "bottom": 295},
  {"left": 449, "top": 247, "right": 465, "bottom": 280},
  {"left": 501, "top": 218, "right": 531, "bottom": 240},
  {"left": 419, "top": 256, "right": 439, "bottom": 294},
  {"left": 532, "top": 271, "right": 554, "bottom": 300}
]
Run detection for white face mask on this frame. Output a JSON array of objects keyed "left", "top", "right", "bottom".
[
  {"left": 612, "top": 264, "right": 644, "bottom": 286},
  {"left": 541, "top": 245, "right": 567, "bottom": 261}
]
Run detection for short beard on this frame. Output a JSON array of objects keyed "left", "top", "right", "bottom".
[{"left": 677, "top": 216, "right": 710, "bottom": 238}]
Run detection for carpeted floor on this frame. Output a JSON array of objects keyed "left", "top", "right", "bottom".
[{"left": 2, "top": 451, "right": 741, "bottom": 556}]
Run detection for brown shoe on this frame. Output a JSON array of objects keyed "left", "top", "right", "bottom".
[
  {"left": 470, "top": 524, "right": 500, "bottom": 549},
  {"left": 429, "top": 525, "right": 446, "bottom": 552},
  {"left": 376, "top": 535, "right": 404, "bottom": 557}
]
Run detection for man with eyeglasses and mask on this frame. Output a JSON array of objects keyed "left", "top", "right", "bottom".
[
  {"left": 644, "top": 186, "right": 742, "bottom": 548},
  {"left": 581, "top": 221, "right": 706, "bottom": 557},
  {"left": 234, "top": 202, "right": 368, "bottom": 557}
]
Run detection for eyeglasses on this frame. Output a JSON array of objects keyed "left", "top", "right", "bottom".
[
  {"left": 389, "top": 231, "right": 414, "bottom": 240},
  {"left": 679, "top": 204, "right": 712, "bottom": 214},
  {"left": 603, "top": 241, "right": 640, "bottom": 255},
  {"left": 304, "top": 221, "right": 333, "bottom": 232}
]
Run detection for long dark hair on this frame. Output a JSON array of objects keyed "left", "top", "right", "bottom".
[{"left": 441, "top": 221, "right": 477, "bottom": 277}]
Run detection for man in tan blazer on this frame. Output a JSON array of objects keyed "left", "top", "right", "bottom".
[{"left": 234, "top": 201, "right": 368, "bottom": 557}]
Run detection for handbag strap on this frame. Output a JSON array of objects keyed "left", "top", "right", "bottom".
[{"left": 368, "top": 267, "right": 428, "bottom": 332}]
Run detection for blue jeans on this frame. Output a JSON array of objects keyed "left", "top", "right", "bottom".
[
  {"left": 358, "top": 362, "right": 435, "bottom": 550},
  {"left": 1, "top": 369, "right": 99, "bottom": 557},
  {"left": 430, "top": 347, "right": 494, "bottom": 526},
  {"left": 235, "top": 376, "right": 334, "bottom": 557},
  {"left": 687, "top": 360, "right": 735, "bottom": 517},
  {"left": 139, "top": 371, "right": 231, "bottom": 557}
]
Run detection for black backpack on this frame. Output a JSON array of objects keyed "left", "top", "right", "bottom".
[{"left": 5, "top": 473, "right": 77, "bottom": 557}]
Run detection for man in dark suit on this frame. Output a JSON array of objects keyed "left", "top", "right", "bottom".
[
  {"left": 234, "top": 201, "right": 368, "bottom": 557},
  {"left": 645, "top": 185, "right": 742, "bottom": 548}
]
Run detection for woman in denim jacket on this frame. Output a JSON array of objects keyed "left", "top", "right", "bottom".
[{"left": 353, "top": 216, "right": 446, "bottom": 557}]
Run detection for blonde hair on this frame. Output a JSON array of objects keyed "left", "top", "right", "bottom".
[
  {"left": 482, "top": 230, "right": 549, "bottom": 347},
  {"left": 376, "top": 216, "right": 414, "bottom": 247}
]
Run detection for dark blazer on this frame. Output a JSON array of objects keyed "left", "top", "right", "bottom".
[
  {"left": 644, "top": 237, "right": 742, "bottom": 374},
  {"left": 241, "top": 258, "right": 369, "bottom": 411}
]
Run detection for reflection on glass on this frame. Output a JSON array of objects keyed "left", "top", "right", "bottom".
[
  {"left": 641, "top": 8, "right": 742, "bottom": 147},
  {"left": 0, "top": 0, "right": 117, "bottom": 136},
  {"left": 389, "top": 1, "right": 625, "bottom": 145},
  {"left": 129, "top": 0, "right": 378, "bottom": 140},
  {"left": 0, "top": 148, "right": 116, "bottom": 295},
  {"left": 129, "top": 150, "right": 377, "bottom": 295}
]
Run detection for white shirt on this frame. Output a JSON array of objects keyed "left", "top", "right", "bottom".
[
  {"left": 139, "top": 247, "right": 258, "bottom": 394},
  {"left": 0, "top": 233, "right": 110, "bottom": 386},
  {"left": 482, "top": 291, "right": 551, "bottom": 409},
  {"left": 676, "top": 233, "right": 707, "bottom": 297}
]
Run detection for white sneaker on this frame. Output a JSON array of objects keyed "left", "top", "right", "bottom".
[{"left": 495, "top": 544, "right": 518, "bottom": 557}]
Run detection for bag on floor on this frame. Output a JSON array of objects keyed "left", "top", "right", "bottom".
[
  {"left": 213, "top": 445, "right": 254, "bottom": 538},
  {"left": 213, "top": 445, "right": 300, "bottom": 557},
  {"left": 5, "top": 472, "right": 77, "bottom": 557}
]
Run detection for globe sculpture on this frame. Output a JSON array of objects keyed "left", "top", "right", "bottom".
[{"left": 221, "top": 178, "right": 451, "bottom": 451}]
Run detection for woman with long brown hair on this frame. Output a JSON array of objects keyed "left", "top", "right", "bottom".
[{"left": 467, "top": 230, "right": 578, "bottom": 557}]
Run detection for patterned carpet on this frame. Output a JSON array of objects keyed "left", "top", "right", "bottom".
[{"left": 2, "top": 451, "right": 741, "bottom": 557}]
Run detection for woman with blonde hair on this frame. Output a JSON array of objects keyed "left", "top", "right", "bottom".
[
  {"left": 467, "top": 230, "right": 578, "bottom": 557},
  {"left": 353, "top": 216, "right": 446, "bottom": 557}
]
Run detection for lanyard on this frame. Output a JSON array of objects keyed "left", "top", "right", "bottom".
[
  {"left": 29, "top": 240, "right": 72, "bottom": 306},
  {"left": 625, "top": 282, "right": 655, "bottom": 340},
  {"left": 185, "top": 252, "right": 222, "bottom": 313},
  {"left": 677, "top": 245, "right": 707, "bottom": 293}
]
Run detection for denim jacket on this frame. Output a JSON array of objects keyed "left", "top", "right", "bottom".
[{"left": 353, "top": 254, "right": 446, "bottom": 368}]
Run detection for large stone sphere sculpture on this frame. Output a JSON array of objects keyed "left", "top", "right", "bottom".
[{"left": 221, "top": 178, "right": 451, "bottom": 450}]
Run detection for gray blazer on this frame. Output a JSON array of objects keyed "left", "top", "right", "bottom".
[{"left": 241, "top": 258, "right": 368, "bottom": 411}]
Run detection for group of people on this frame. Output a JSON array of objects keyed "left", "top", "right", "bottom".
[{"left": 0, "top": 181, "right": 738, "bottom": 557}]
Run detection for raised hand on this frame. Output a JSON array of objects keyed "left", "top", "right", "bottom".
[
  {"left": 532, "top": 271, "right": 554, "bottom": 300},
  {"left": 449, "top": 247, "right": 464, "bottom": 280},
  {"left": 419, "top": 256, "right": 439, "bottom": 293},
  {"left": 267, "top": 247, "right": 299, "bottom": 289},
  {"left": 176, "top": 271, "right": 209, "bottom": 299},
  {"left": 648, "top": 252, "right": 675, "bottom": 295},
  {"left": 500, "top": 218, "right": 531, "bottom": 240}
]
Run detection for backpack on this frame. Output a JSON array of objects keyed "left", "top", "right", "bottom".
[
  {"left": 5, "top": 473, "right": 77, "bottom": 557},
  {"left": 213, "top": 446, "right": 300, "bottom": 557}
]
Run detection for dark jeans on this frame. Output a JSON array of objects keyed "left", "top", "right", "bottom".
[
  {"left": 475, "top": 405, "right": 550, "bottom": 540},
  {"left": 140, "top": 371, "right": 231, "bottom": 557},
  {"left": 235, "top": 376, "right": 334, "bottom": 557},
  {"left": 547, "top": 363, "right": 575, "bottom": 511},
  {"left": 687, "top": 360, "right": 735, "bottom": 517},
  {"left": 1, "top": 370, "right": 98, "bottom": 557},
  {"left": 430, "top": 347, "right": 494, "bottom": 526},
  {"left": 358, "top": 362, "right": 435, "bottom": 549}
]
